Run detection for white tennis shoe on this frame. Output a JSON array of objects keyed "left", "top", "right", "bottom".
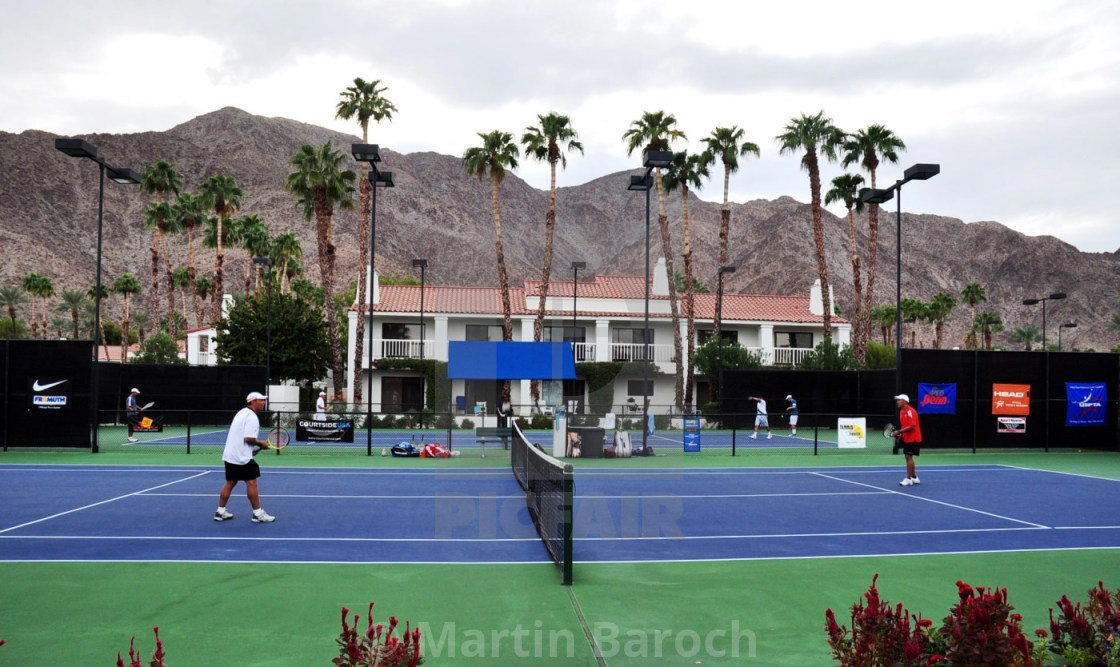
[
  {"left": 214, "top": 509, "right": 234, "bottom": 521},
  {"left": 899, "top": 478, "right": 914, "bottom": 486},
  {"left": 251, "top": 510, "right": 275, "bottom": 523}
]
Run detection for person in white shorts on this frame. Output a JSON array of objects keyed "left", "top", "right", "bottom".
[
  {"left": 214, "top": 391, "right": 276, "bottom": 523},
  {"left": 785, "top": 394, "right": 799, "bottom": 436},
  {"left": 748, "top": 396, "right": 772, "bottom": 439},
  {"left": 315, "top": 390, "right": 327, "bottom": 420}
]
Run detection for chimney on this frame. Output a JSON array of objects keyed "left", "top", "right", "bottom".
[
  {"left": 652, "top": 257, "right": 670, "bottom": 296},
  {"left": 808, "top": 279, "right": 836, "bottom": 316}
]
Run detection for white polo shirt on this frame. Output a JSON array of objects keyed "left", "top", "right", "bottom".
[{"left": 223, "top": 406, "right": 260, "bottom": 465}]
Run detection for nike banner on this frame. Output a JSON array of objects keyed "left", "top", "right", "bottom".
[{"left": 30, "top": 376, "right": 71, "bottom": 410}]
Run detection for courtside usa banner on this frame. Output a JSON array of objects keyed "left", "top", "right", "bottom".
[
  {"left": 1066, "top": 382, "right": 1107, "bottom": 427},
  {"left": 917, "top": 383, "right": 957, "bottom": 414}
]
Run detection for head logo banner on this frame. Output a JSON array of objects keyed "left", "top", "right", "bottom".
[
  {"left": 917, "top": 383, "right": 956, "bottom": 414},
  {"left": 992, "top": 383, "right": 1030, "bottom": 416},
  {"left": 1066, "top": 382, "right": 1107, "bottom": 427}
]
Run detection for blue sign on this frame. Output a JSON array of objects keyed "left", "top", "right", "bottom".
[
  {"left": 683, "top": 416, "right": 701, "bottom": 452},
  {"left": 1066, "top": 382, "right": 1107, "bottom": 427},
  {"left": 917, "top": 383, "right": 956, "bottom": 414}
]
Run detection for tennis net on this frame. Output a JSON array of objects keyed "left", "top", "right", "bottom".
[{"left": 510, "top": 422, "right": 574, "bottom": 585}]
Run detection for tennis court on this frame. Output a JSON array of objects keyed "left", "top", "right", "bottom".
[{"left": 2, "top": 447, "right": 1119, "bottom": 665}]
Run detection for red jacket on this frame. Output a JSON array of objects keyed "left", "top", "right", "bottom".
[{"left": 899, "top": 405, "right": 923, "bottom": 443}]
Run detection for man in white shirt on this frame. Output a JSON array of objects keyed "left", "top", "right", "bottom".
[
  {"left": 748, "top": 396, "right": 772, "bottom": 439},
  {"left": 214, "top": 391, "right": 275, "bottom": 523},
  {"left": 315, "top": 390, "right": 327, "bottom": 420}
]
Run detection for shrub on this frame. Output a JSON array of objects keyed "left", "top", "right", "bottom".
[
  {"left": 116, "top": 627, "right": 165, "bottom": 667},
  {"left": 1046, "top": 580, "right": 1120, "bottom": 666},
  {"left": 825, "top": 574, "right": 935, "bottom": 666},
  {"left": 333, "top": 603, "right": 423, "bottom": 667}
]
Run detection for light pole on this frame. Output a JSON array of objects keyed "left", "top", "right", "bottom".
[
  {"left": 352, "top": 143, "right": 395, "bottom": 455},
  {"left": 627, "top": 150, "right": 672, "bottom": 453},
  {"left": 570, "top": 261, "right": 585, "bottom": 359},
  {"left": 715, "top": 266, "right": 736, "bottom": 402},
  {"left": 252, "top": 257, "right": 273, "bottom": 385},
  {"left": 860, "top": 163, "right": 940, "bottom": 396},
  {"left": 1022, "top": 292, "right": 1066, "bottom": 350},
  {"left": 412, "top": 258, "right": 427, "bottom": 426},
  {"left": 55, "top": 138, "right": 141, "bottom": 453},
  {"left": 1058, "top": 322, "right": 1077, "bottom": 351}
]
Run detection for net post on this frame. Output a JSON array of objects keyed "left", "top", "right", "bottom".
[{"left": 562, "top": 462, "right": 573, "bottom": 586}]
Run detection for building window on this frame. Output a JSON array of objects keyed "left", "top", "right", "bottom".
[
  {"left": 611, "top": 328, "right": 652, "bottom": 361},
  {"left": 543, "top": 325, "right": 584, "bottom": 344},
  {"left": 626, "top": 379, "right": 654, "bottom": 396},
  {"left": 382, "top": 323, "right": 410, "bottom": 340},
  {"left": 466, "top": 324, "right": 504, "bottom": 341},
  {"left": 698, "top": 329, "right": 738, "bottom": 345},
  {"left": 775, "top": 331, "right": 813, "bottom": 348}
]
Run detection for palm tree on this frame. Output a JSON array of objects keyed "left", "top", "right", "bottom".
[
  {"left": 870, "top": 305, "right": 897, "bottom": 345},
  {"left": 927, "top": 292, "right": 956, "bottom": 349},
  {"left": 56, "top": 288, "right": 89, "bottom": 340},
  {"left": 21, "top": 273, "right": 53, "bottom": 338},
  {"left": 131, "top": 309, "right": 152, "bottom": 344},
  {"left": 0, "top": 285, "right": 29, "bottom": 331},
  {"left": 141, "top": 160, "right": 183, "bottom": 321},
  {"left": 194, "top": 276, "right": 213, "bottom": 326},
  {"left": 662, "top": 150, "right": 710, "bottom": 408},
  {"left": 842, "top": 125, "right": 905, "bottom": 356},
  {"left": 231, "top": 214, "right": 269, "bottom": 295},
  {"left": 336, "top": 76, "right": 397, "bottom": 404},
  {"left": 1009, "top": 325, "right": 1041, "bottom": 351},
  {"left": 113, "top": 273, "right": 142, "bottom": 363},
  {"left": 777, "top": 111, "right": 845, "bottom": 339},
  {"left": 622, "top": 111, "right": 687, "bottom": 408},
  {"left": 521, "top": 112, "right": 583, "bottom": 410},
  {"left": 462, "top": 130, "right": 520, "bottom": 405},
  {"left": 699, "top": 126, "right": 760, "bottom": 269},
  {"left": 172, "top": 192, "right": 209, "bottom": 328},
  {"left": 286, "top": 142, "right": 357, "bottom": 399},
  {"left": 975, "top": 311, "right": 1004, "bottom": 350},
  {"left": 88, "top": 283, "right": 110, "bottom": 358},
  {"left": 271, "top": 232, "right": 303, "bottom": 294},
  {"left": 824, "top": 173, "right": 867, "bottom": 362},
  {"left": 199, "top": 174, "right": 243, "bottom": 322},
  {"left": 901, "top": 297, "right": 926, "bottom": 348},
  {"left": 171, "top": 267, "right": 192, "bottom": 329},
  {"left": 960, "top": 282, "right": 987, "bottom": 349},
  {"left": 49, "top": 315, "right": 68, "bottom": 339}
]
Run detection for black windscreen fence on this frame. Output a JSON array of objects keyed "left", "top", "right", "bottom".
[
  {"left": 722, "top": 349, "right": 1118, "bottom": 451},
  {"left": 99, "top": 363, "right": 267, "bottom": 427}
]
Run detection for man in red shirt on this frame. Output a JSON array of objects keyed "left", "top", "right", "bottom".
[{"left": 891, "top": 394, "right": 922, "bottom": 487}]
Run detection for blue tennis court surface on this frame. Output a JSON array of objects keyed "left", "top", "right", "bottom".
[{"left": 2, "top": 464, "right": 1117, "bottom": 564}]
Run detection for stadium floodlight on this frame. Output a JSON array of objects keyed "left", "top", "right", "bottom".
[
  {"left": 353, "top": 143, "right": 396, "bottom": 454},
  {"left": 55, "top": 138, "right": 140, "bottom": 452}
]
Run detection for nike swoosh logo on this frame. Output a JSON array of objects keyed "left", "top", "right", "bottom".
[{"left": 32, "top": 379, "right": 67, "bottom": 391}]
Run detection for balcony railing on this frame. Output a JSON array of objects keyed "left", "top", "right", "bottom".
[
  {"left": 369, "top": 339, "right": 432, "bottom": 364},
  {"left": 609, "top": 343, "right": 673, "bottom": 363}
]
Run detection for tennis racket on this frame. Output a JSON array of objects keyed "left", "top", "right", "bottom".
[
  {"left": 264, "top": 427, "right": 290, "bottom": 450},
  {"left": 141, "top": 401, "right": 155, "bottom": 410},
  {"left": 884, "top": 423, "right": 902, "bottom": 454}
]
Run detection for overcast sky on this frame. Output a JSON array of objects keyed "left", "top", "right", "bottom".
[{"left": 4, "top": 0, "right": 1118, "bottom": 252}]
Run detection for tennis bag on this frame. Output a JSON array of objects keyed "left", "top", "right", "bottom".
[{"left": 391, "top": 442, "right": 420, "bottom": 457}]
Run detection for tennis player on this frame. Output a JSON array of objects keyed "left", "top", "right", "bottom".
[
  {"left": 314, "top": 390, "right": 327, "bottom": 420},
  {"left": 124, "top": 388, "right": 145, "bottom": 442},
  {"left": 748, "top": 396, "right": 772, "bottom": 439},
  {"left": 891, "top": 393, "right": 923, "bottom": 486},
  {"left": 784, "top": 394, "right": 799, "bottom": 436},
  {"left": 215, "top": 391, "right": 275, "bottom": 523}
]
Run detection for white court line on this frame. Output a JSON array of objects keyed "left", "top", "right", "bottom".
[
  {"left": 0, "top": 534, "right": 541, "bottom": 543},
  {"left": 142, "top": 492, "right": 527, "bottom": 500},
  {"left": 574, "top": 526, "right": 1047, "bottom": 541},
  {"left": 812, "top": 471, "right": 1051, "bottom": 528},
  {"left": 0, "top": 471, "right": 211, "bottom": 534}
]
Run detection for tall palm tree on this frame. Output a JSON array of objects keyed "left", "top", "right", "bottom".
[
  {"left": 0, "top": 285, "right": 29, "bottom": 331},
  {"left": 271, "top": 232, "right": 303, "bottom": 294},
  {"left": 521, "top": 112, "right": 583, "bottom": 410},
  {"left": 776, "top": 111, "right": 844, "bottom": 339},
  {"left": 171, "top": 267, "right": 192, "bottom": 329},
  {"left": 975, "top": 311, "right": 1004, "bottom": 350},
  {"left": 172, "top": 192, "right": 209, "bottom": 328},
  {"left": 56, "top": 288, "right": 89, "bottom": 340},
  {"left": 841, "top": 127, "right": 905, "bottom": 349},
  {"left": 870, "top": 305, "right": 897, "bottom": 345},
  {"left": 112, "top": 273, "right": 142, "bottom": 363},
  {"left": 286, "top": 142, "right": 357, "bottom": 399},
  {"left": 335, "top": 76, "right": 397, "bottom": 404},
  {"left": 960, "top": 282, "right": 987, "bottom": 349},
  {"left": 1009, "top": 325, "right": 1041, "bottom": 351},
  {"left": 462, "top": 130, "right": 520, "bottom": 405},
  {"left": 194, "top": 276, "right": 213, "bottom": 327},
  {"left": 824, "top": 173, "right": 867, "bottom": 362},
  {"left": 928, "top": 292, "right": 956, "bottom": 349},
  {"left": 622, "top": 111, "right": 687, "bottom": 408},
  {"left": 21, "top": 273, "right": 53, "bottom": 338},
  {"left": 238, "top": 218, "right": 272, "bottom": 295},
  {"left": 141, "top": 161, "right": 183, "bottom": 321},
  {"left": 699, "top": 126, "right": 760, "bottom": 269},
  {"left": 901, "top": 297, "right": 926, "bottom": 348},
  {"left": 662, "top": 150, "right": 710, "bottom": 408},
  {"left": 199, "top": 174, "right": 243, "bottom": 322},
  {"left": 131, "top": 309, "right": 152, "bottom": 344}
]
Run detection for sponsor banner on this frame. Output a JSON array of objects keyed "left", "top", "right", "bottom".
[
  {"left": 837, "top": 418, "right": 867, "bottom": 448},
  {"left": 1066, "top": 382, "right": 1107, "bottom": 427},
  {"left": 682, "top": 416, "right": 701, "bottom": 452},
  {"left": 135, "top": 415, "right": 164, "bottom": 433},
  {"left": 997, "top": 417, "right": 1026, "bottom": 433},
  {"left": 917, "top": 383, "right": 956, "bottom": 414},
  {"left": 992, "top": 383, "right": 1031, "bottom": 416},
  {"left": 30, "top": 377, "right": 71, "bottom": 410},
  {"left": 296, "top": 419, "right": 355, "bottom": 443}
]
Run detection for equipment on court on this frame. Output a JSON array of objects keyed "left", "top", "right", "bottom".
[
  {"left": 265, "top": 427, "right": 290, "bottom": 450},
  {"left": 510, "top": 421, "right": 573, "bottom": 585},
  {"left": 141, "top": 401, "right": 155, "bottom": 410},
  {"left": 884, "top": 423, "right": 901, "bottom": 454}
]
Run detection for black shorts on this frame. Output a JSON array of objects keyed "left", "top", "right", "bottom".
[
  {"left": 224, "top": 460, "right": 261, "bottom": 482},
  {"left": 901, "top": 441, "right": 921, "bottom": 456}
]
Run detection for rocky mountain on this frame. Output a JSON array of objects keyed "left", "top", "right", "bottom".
[{"left": 2, "top": 107, "right": 1117, "bottom": 351}]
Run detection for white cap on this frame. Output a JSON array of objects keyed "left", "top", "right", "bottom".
[
  {"left": 894, "top": 394, "right": 910, "bottom": 403},
  {"left": 130, "top": 388, "right": 140, "bottom": 394},
  {"left": 319, "top": 391, "right": 327, "bottom": 396},
  {"left": 785, "top": 395, "right": 792, "bottom": 400},
  {"left": 246, "top": 391, "right": 268, "bottom": 402}
]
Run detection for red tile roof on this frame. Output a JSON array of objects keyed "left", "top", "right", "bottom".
[{"left": 372, "top": 274, "right": 845, "bottom": 325}]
